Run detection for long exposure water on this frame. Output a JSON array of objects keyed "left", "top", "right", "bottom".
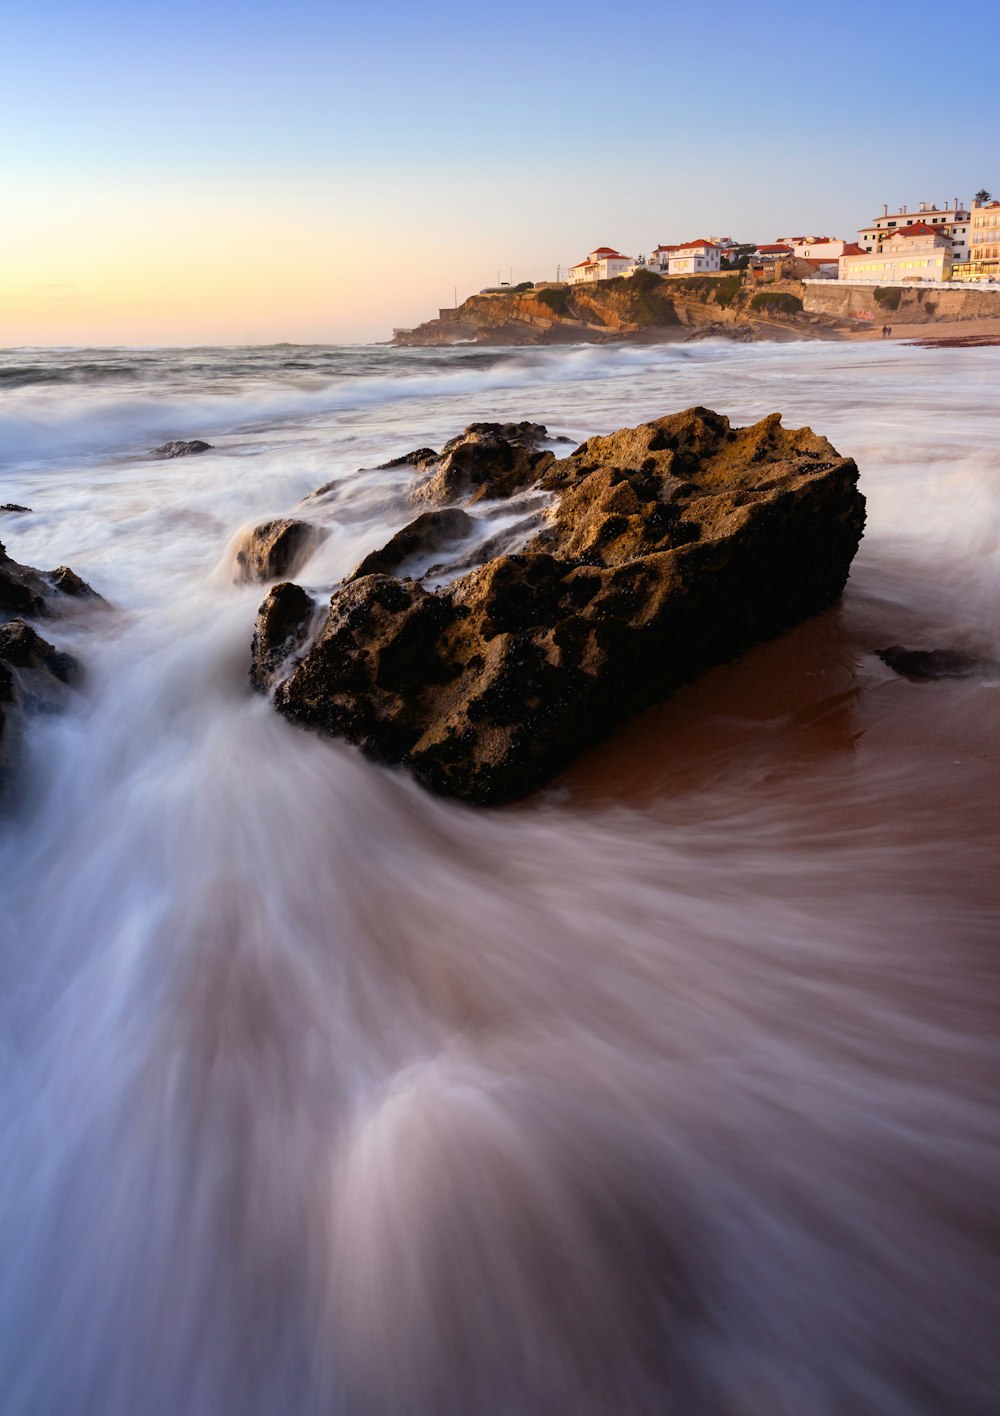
[{"left": 1, "top": 340, "right": 998, "bottom": 1415}]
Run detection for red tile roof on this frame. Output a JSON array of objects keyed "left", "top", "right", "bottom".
[
  {"left": 674, "top": 239, "right": 718, "bottom": 251},
  {"left": 589, "top": 247, "right": 626, "bottom": 256},
  {"left": 891, "top": 222, "right": 944, "bottom": 238},
  {"left": 756, "top": 243, "right": 793, "bottom": 254},
  {"left": 840, "top": 243, "right": 864, "bottom": 256}
]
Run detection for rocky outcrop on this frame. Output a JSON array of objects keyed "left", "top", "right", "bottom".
[
  {"left": 150, "top": 439, "right": 213, "bottom": 459},
  {"left": 234, "top": 519, "right": 325, "bottom": 583},
  {"left": 254, "top": 408, "right": 865, "bottom": 804},
  {"left": 1, "top": 504, "right": 31, "bottom": 515},
  {"left": 350, "top": 509, "right": 475, "bottom": 579},
  {"left": 1, "top": 541, "right": 98, "bottom": 780}
]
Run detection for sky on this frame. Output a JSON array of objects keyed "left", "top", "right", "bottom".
[{"left": 2, "top": 0, "right": 998, "bottom": 346}]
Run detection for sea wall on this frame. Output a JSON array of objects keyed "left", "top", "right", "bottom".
[{"left": 803, "top": 281, "right": 1000, "bottom": 324}]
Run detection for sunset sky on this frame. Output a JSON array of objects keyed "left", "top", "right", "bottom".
[{"left": 3, "top": 0, "right": 998, "bottom": 346}]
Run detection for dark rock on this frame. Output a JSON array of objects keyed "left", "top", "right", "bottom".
[
  {"left": 1, "top": 504, "right": 31, "bottom": 514},
  {"left": 350, "top": 509, "right": 475, "bottom": 580},
  {"left": 3, "top": 542, "right": 103, "bottom": 615},
  {"left": 150, "top": 439, "right": 213, "bottom": 459},
  {"left": 411, "top": 422, "right": 556, "bottom": 505},
  {"left": 0, "top": 619, "right": 79, "bottom": 685},
  {"left": 375, "top": 447, "right": 440, "bottom": 471},
  {"left": 48, "top": 565, "right": 100, "bottom": 599},
  {"left": 257, "top": 407, "right": 866, "bottom": 804},
  {"left": 234, "top": 519, "right": 325, "bottom": 584},
  {"left": 1, "top": 542, "right": 48, "bottom": 617},
  {"left": 0, "top": 619, "right": 80, "bottom": 776},
  {"left": 876, "top": 645, "right": 996, "bottom": 681},
  {"left": 250, "top": 582, "right": 316, "bottom": 691}
]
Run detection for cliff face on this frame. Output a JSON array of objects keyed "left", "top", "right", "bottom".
[{"left": 392, "top": 271, "right": 843, "bottom": 346}]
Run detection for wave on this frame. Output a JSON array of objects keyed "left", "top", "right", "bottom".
[{"left": 0, "top": 343, "right": 715, "bottom": 468}]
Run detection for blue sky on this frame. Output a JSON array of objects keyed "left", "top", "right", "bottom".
[{"left": 2, "top": 0, "right": 998, "bottom": 342}]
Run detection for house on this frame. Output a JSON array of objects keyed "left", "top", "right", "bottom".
[
  {"left": 754, "top": 243, "right": 794, "bottom": 262},
  {"left": 838, "top": 224, "right": 953, "bottom": 284},
  {"left": 789, "top": 237, "right": 847, "bottom": 260},
  {"left": 858, "top": 201, "right": 970, "bottom": 265},
  {"left": 567, "top": 247, "right": 634, "bottom": 284},
  {"left": 665, "top": 240, "right": 721, "bottom": 275},
  {"left": 953, "top": 198, "right": 1000, "bottom": 281}
]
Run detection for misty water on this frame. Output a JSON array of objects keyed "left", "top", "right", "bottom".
[{"left": 1, "top": 341, "right": 998, "bottom": 1415}]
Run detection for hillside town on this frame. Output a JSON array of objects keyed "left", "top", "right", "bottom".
[{"left": 560, "top": 192, "right": 1000, "bottom": 290}]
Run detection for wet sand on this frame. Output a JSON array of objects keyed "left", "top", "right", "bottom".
[{"left": 558, "top": 587, "right": 1000, "bottom": 914}]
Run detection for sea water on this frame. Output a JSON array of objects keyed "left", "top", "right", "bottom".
[{"left": 1, "top": 340, "right": 998, "bottom": 1415}]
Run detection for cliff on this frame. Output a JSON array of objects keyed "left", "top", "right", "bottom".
[{"left": 392, "top": 271, "right": 847, "bottom": 347}]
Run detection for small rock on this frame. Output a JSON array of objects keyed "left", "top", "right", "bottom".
[
  {"left": 49, "top": 565, "right": 100, "bottom": 599},
  {"left": 412, "top": 422, "right": 555, "bottom": 505},
  {"left": 0, "top": 619, "right": 79, "bottom": 684},
  {"left": 1, "top": 541, "right": 48, "bottom": 617},
  {"left": 250, "top": 582, "right": 315, "bottom": 691},
  {"left": 0, "top": 619, "right": 81, "bottom": 779},
  {"left": 0, "top": 504, "right": 32, "bottom": 514},
  {"left": 876, "top": 646, "right": 995, "bottom": 681},
  {"left": 350, "top": 509, "right": 475, "bottom": 580},
  {"left": 150, "top": 439, "right": 213, "bottom": 459},
  {"left": 375, "top": 447, "right": 440, "bottom": 471},
  {"left": 234, "top": 519, "right": 325, "bottom": 584}
]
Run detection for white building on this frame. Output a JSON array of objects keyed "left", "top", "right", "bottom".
[
  {"left": 788, "top": 237, "right": 847, "bottom": 260},
  {"left": 838, "top": 224, "right": 953, "bottom": 284},
  {"left": 665, "top": 240, "right": 721, "bottom": 275},
  {"left": 567, "top": 246, "right": 634, "bottom": 284},
  {"left": 858, "top": 200, "right": 971, "bottom": 264}
]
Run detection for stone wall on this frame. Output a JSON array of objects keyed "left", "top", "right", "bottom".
[{"left": 803, "top": 281, "right": 1000, "bottom": 325}]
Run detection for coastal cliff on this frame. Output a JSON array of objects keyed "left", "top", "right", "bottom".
[{"left": 392, "top": 270, "right": 846, "bottom": 347}]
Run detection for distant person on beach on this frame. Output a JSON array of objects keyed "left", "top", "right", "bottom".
[{"left": 882, "top": 324, "right": 889, "bottom": 338}]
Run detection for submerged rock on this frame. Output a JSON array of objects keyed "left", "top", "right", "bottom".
[
  {"left": 234, "top": 519, "right": 325, "bottom": 584},
  {"left": 150, "top": 439, "right": 213, "bottom": 459},
  {"left": 350, "top": 509, "right": 475, "bottom": 580},
  {"left": 1, "top": 504, "right": 32, "bottom": 515},
  {"left": 255, "top": 407, "right": 865, "bottom": 804},
  {"left": 877, "top": 645, "right": 996, "bottom": 681}
]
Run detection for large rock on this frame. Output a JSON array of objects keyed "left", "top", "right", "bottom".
[
  {"left": 234, "top": 519, "right": 325, "bottom": 583},
  {"left": 255, "top": 408, "right": 866, "bottom": 804}
]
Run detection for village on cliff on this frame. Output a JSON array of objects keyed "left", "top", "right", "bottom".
[{"left": 528, "top": 193, "right": 1000, "bottom": 292}]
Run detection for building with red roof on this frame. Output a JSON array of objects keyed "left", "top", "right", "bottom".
[
  {"left": 567, "top": 247, "right": 634, "bottom": 285},
  {"left": 839, "top": 222, "right": 953, "bottom": 284}
]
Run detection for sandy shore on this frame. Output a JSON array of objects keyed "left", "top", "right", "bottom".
[{"left": 847, "top": 317, "right": 1000, "bottom": 344}]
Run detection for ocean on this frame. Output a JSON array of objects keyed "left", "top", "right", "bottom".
[{"left": 1, "top": 339, "right": 999, "bottom": 1414}]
